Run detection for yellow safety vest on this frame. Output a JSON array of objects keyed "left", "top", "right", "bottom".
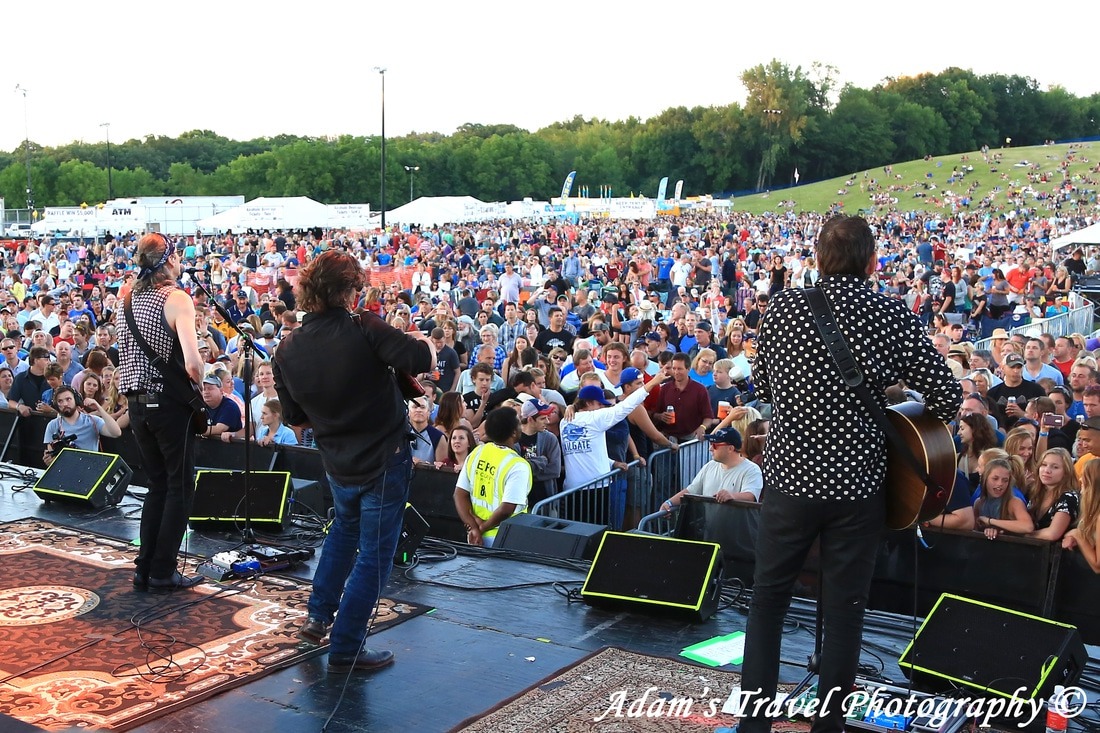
[{"left": 463, "top": 442, "right": 528, "bottom": 538}]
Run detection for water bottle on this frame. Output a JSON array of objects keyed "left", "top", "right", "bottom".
[
  {"left": 666, "top": 405, "right": 676, "bottom": 426},
  {"left": 1045, "top": 685, "right": 1068, "bottom": 733}
]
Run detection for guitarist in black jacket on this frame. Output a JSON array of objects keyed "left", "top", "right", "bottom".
[{"left": 117, "top": 233, "right": 206, "bottom": 592}]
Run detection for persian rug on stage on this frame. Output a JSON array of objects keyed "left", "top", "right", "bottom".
[
  {"left": 452, "top": 647, "right": 811, "bottom": 733},
  {"left": 0, "top": 518, "right": 430, "bottom": 731}
]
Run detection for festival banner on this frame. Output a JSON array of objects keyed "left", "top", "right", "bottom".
[
  {"left": 657, "top": 177, "right": 669, "bottom": 202},
  {"left": 560, "top": 171, "right": 577, "bottom": 200}
]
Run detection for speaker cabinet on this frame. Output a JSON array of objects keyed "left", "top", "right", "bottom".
[
  {"left": 33, "top": 448, "right": 132, "bottom": 509},
  {"left": 899, "top": 593, "right": 1086, "bottom": 700},
  {"left": 189, "top": 471, "right": 292, "bottom": 529},
  {"left": 494, "top": 514, "right": 607, "bottom": 560},
  {"left": 581, "top": 532, "right": 723, "bottom": 622},
  {"left": 395, "top": 503, "right": 430, "bottom": 564}
]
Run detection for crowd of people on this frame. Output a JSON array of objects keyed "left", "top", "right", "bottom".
[{"left": 1, "top": 204, "right": 1099, "bottom": 548}]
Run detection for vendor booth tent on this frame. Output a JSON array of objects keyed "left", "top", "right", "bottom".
[
  {"left": 386, "top": 196, "right": 497, "bottom": 227},
  {"left": 196, "top": 196, "right": 335, "bottom": 232},
  {"left": 1051, "top": 221, "right": 1100, "bottom": 258}
]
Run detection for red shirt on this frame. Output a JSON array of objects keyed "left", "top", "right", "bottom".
[
  {"left": 1006, "top": 268, "right": 1030, "bottom": 294},
  {"left": 655, "top": 379, "right": 713, "bottom": 439}
]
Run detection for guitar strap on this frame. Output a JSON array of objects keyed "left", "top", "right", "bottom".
[{"left": 801, "top": 287, "right": 943, "bottom": 498}]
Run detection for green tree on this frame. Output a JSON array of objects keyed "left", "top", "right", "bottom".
[
  {"left": 54, "top": 160, "right": 108, "bottom": 206},
  {"left": 111, "top": 167, "right": 162, "bottom": 197},
  {"left": 811, "top": 87, "right": 895, "bottom": 174},
  {"left": 741, "top": 60, "right": 830, "bottom": 190},
  {"left": 693, "top": 104, "right": 751, "bottom": 193},
  {"left": 630, "top": 107, "right": 707, "bottom": 197},
  {"left": 166, "top": 162, "right": 208, "bottom": 195}
]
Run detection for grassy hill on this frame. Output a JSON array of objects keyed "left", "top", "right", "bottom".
[{"left": 731, "top": 142, "right": 1100, "bottom": 217}]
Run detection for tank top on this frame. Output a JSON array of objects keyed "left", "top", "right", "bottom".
[{"left": 116, "top": 284, "right": 184, "bottom": 395}]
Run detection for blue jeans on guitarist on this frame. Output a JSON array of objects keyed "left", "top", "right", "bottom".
[
  {"left": 738, "top": 488, "right": 885, "bottom": 733},
  {"left": 308, "top": 443, "right": 412, "bottom": 658}
]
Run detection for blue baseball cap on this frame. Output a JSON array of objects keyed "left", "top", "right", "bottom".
[
  {"left": 704, "top": 427, "right": 743, "bottom": 450},
  {"left": 618, "top": 367, "right": 644, "bottom": 388},
  {"left": 577, "top": 385, "right": 612, "bottom": 406}
]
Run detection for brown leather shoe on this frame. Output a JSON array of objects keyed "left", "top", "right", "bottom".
[
  {"left": 328, "top": 649, "right": 394, "bottom": 673},
  {"left": 298, "top": 617, "right": 330, "bottom": 645}
]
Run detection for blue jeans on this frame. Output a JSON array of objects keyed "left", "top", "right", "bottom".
[
  {"left": 308, "top": 444, "right": 412, "bottom": 657},
  {"left": 739, "top": 488, "right": 884, "bottom": 733}
]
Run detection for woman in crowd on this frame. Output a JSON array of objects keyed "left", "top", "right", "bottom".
[
  {"left": 434, "top": 391, "right": 472, "bottom": 437},
  {"left": 249, "top": 362, "right": 279, "bottom": 432},
  {"left": 1004, "top": 426, "right": 1039, "bottom": 488},
  {"left": 1063, "top": 458, "right": 1100, "bottom": 572},
  {"left": 547, "top": 347, "right": 569, "bottom": 379},
  {"left": 932, "top": 313, "right": 951, "bottom": 335},
  {"left": 956, "top": 413, "right": 998, "bottom": 488},
  {"left": 766, "top": 255, "right": 787, "bottom": 296},
  {"left": 441, "top": 425, "right": 477, "bottom": 470},
  {"left": 969, "top": 368, "right": 996, "bottom": 400},
  {"left": 1028, "top": 447, "right": 1080, "bottom": 542},
  {"left": 743, "top": 418, "right": 769, "bottom": 469},
  {"left": 950, "top": 267, "right": 972, "bottom": 317},
  {"left": 1047, "top": 266, "right": 1073, "bottom": 300},
  {"left": 441, "top": 320, "right": 468, "bottom": 370},
  {"left": 103, "top": 368, "right": 129, "bottom": 430},
  {"left": 689, "top": 348, "right": 717, "bottom": 388},
  {"left": 80, "top": 372, "right": 105, "bottom": 408},
  {"left": 72, "top": 348, "right": 111, "bottom": 397},
  {"left": 501, "top": 335, "right": 530, "bottom": 385},
  {"left": 362, "top": 287, "right": 383, "bottom": 316},
  {"left": 972, "top": 457, "right": 1034, "bottom": 539},
  {"left": 989, "top": 269, "right": 1012, "bottom": 318},
  {"left": 969, "top": 280, "right": 988, "bottom": 326}
]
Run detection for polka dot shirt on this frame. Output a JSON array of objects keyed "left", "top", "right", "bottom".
[{"left": 755, "top": 274, "right": 962, "bottom": 500}]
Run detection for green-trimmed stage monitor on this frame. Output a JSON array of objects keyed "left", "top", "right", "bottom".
[
  {"left": 189, "top": 470, "right": 292, "bottom": 529},
  {"left": 581, "top": 531, "right": 723, "bottom": 622},
  {"left": 899, "top": 592, "right": 1085, "bottom": 700},
  {"left": 32, "top": 448, "right": 132, "bottom": 509}
]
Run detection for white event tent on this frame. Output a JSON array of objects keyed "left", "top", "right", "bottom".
[
  {"left": 386, "top": 196, "right": 500, "bottom": 227},
  {"left": 196, "top": 196, "right": 336, "bottom": 233},
  {"left": 1051, "top": 221, "right": 1100, "bottom": 258}
]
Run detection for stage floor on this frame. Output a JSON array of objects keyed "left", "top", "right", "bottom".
[{"left": 1, "top": 466, "right": 1097, "bottom": 733}]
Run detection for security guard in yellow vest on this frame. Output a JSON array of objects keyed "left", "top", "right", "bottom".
[{"left": 454, "top": 407, "right": 533, "bottom": 547}]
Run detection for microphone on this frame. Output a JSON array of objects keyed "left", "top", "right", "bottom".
[{"left": 182, "top": 268, "right": 205, "bottom": 276}]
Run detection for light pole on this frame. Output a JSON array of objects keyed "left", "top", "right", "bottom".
[
  {"left": 373, "top": 66, "right": 387, "bottom": 229},
  {"left": 14, "top": 84, "right": 33, "bottom": 214},
  {"left": 100, "top": 122, "right": 113, "bottom": 200},
  {"left": 404, "top": 165, "right": 419, "bottom": 202}
]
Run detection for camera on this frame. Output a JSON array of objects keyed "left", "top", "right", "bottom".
[{"left": 49, "top": 432, "right": 78, "bottom": 453}]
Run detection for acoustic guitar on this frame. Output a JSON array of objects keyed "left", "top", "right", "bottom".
[{"left": 884, "top": 401, "right": 958, "bottom": 530}]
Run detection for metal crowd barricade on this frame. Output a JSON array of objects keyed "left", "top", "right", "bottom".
[
  {"left": 641, "top": 438, "right": 710, "bottom": 519},
  {"left": 973, "top": 297, "right": 1094, "bottom": 353},
  {"left": 636, "top": 506, "right": 679, "bottom": 536},
  {"left": 531, "top": 461, "right": 639, "bottom": 530}
]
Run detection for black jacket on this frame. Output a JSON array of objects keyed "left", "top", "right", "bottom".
[{"left": 274, "top": 308, "right": 432, "bottom": 483}]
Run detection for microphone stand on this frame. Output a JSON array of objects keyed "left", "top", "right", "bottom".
[{"left": 186, "top": 273, "right": 260, "bottom": 544}]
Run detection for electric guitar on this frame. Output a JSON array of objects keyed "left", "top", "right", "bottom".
[{"left": 884, "top": 401, "right": 958, "bottom": 530}]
